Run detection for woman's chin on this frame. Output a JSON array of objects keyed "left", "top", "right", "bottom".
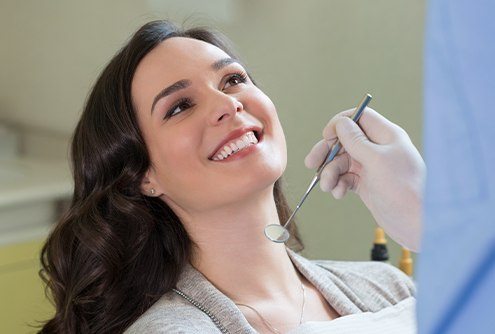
[{"left": 208, "top": 168, "right": 280, "bottom": 197}]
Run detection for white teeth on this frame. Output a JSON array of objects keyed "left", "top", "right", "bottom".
[
  {"left": 212, "top": 131, "right": 260, "bottom": 161},
  {"left": 236, "top": 139, "right": 245, "bottom": 150}
]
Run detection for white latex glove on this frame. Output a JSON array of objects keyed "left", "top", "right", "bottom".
[{"left": 305, "top": 107, "right": 425, "bottom": 252}]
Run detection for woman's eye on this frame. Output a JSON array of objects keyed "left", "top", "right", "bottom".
[
  {"left": 165, "top": 97, "right": 194, "bottom": 119},
  {"left": 224, "top": 72, "right": 248, "bottom": 89}
]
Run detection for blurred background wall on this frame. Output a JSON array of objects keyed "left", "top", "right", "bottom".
[{"left": 0, "top": 0, "right": 424, "bottom": 331}]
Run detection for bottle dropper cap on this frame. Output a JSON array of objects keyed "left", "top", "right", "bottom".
[
  {"left": 374, "top": 227, "right": 387, "bottom": 244},
  {"left": 399, "top": 248, "right": 413, "bottom": 276}
]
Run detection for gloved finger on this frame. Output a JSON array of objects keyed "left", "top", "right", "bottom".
[
  {"left": 322, "top": 108, "right": 355, "bottom": 142},
  {"left": 331, "top": 173, "right": 359, "bottom": 199},
  {"left": 319, "top": 153, "right": 351, "bottom": 192},
  {"left": 323, "top": 107, "right": 400, "bottom": 145},
  {"left": 335, "top": 117, "right": 378, "bottom": 163},
  {"left": 304, "top": 139, "right": 332, "bottom": 169}
]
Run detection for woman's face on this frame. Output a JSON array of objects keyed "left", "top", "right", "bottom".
[{"left": 132, "top": 37, "right": 287, "bottom": 217}]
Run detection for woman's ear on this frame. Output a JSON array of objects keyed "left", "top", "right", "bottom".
[{"left": 140, "top": 168, "right": 162, "bottom": 197}]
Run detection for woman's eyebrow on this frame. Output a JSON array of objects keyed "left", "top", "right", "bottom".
[
  {"left": 151, "top": 58, "right": 242, "bottom": 114},
  {"left": 211, "top": 57, "right": 241, "bottom": 71},
  {"left": 151, "top": 79, "right": 191, "bottom": 114}
]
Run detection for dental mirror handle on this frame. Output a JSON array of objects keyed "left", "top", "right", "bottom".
[
  {"left": 264, "top": 93, "right": 372, "bottom": 243},
  {"left": 282, "top": 93, "right": 372, "bottom": 231}
]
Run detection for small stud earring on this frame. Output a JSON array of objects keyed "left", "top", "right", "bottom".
[{"left": 149, "top": 188, "right": 156, "bottom": 195}]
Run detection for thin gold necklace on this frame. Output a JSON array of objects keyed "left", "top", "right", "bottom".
[{"left": 235, "top": 281, "right": 306, "bottom": 334}]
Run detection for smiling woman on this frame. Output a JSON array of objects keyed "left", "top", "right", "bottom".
[
  {"left": 37, "top": 20, "right": 303, "bottom": 334},
  {"left": 37, "top": 20, "right": 415, "bottom": 334}
]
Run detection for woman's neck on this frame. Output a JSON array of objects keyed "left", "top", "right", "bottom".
[{"left": 183, "top": 186, "right": 303, "bottom": 304}]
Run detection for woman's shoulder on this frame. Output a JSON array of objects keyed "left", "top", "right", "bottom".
[
  {"left": 311, "top": 258, "right": 416, "bottom": 309},
  {"left": 123, "top": 290, "right": 219, "bottom": 334}
]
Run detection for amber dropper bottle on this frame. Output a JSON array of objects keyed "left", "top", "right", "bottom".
[{"left": 371, "top": 227, "right": 389, "bottom": 262}]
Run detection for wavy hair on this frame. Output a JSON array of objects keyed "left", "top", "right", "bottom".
[{"left": 37, "top": 20, "right": 303, "bottom": 333}]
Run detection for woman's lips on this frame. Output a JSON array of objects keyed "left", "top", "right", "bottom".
[
  {"left": 209, "top": 131, "right": 264, "bottom": 162},
  {"left": 211, "top": 140, "right": 260, "bottom": 162},
  {"left": 208, "top": 126, "right": 262, "bottom": 160}
]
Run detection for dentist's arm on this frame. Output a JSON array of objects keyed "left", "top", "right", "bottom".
[{"left": 305, "top": 108, "right": 425, "bottom": 252}]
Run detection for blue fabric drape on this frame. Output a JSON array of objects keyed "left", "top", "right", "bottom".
[{"left": 419, "top": 0, "right": 495, "bottom": 333}]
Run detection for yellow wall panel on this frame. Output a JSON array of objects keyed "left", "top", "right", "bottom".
[{"left": 0, "top": 239, "right": 54, "bottom": 333}]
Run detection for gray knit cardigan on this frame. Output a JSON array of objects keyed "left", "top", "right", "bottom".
[{"left": 124, "top": 249, "right": 415, "bottom": 333}]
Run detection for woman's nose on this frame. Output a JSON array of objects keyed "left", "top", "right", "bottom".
[{"left": 207, "top": 92, "right": 243, "bottom": 125}]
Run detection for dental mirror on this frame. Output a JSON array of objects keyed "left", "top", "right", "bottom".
[{"left": 264, "top": 93, "right": 372, "bottom": 243}]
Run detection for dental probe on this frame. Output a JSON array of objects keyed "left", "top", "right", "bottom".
[{"left": 264, "top": 93, "right": 372, "bottom": 243}]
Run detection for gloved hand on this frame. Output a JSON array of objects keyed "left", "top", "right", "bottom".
[{"left": 304, "top": 107, "right": 425, "bottom": 252}]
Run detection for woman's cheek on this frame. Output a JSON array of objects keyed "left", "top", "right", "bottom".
[{"left": 153, "top": 133, "right": 194, "bottom": 180}]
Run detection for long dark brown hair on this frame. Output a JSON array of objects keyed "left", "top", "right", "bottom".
[{"left": 37, "top": 20, "right": 303, "bottom": 333}]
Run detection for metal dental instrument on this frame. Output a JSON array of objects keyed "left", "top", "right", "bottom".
[{"left": 264, "top": 93, "right": 372, "bottom": 243}]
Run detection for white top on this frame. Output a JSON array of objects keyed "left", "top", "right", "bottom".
[{"left": 288, "top": 297, "right": 416, "bottom": 334}]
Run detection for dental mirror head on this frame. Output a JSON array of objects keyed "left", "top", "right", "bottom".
[{"left": 264, "top": 223, "right": 290, "bottom": 243}]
